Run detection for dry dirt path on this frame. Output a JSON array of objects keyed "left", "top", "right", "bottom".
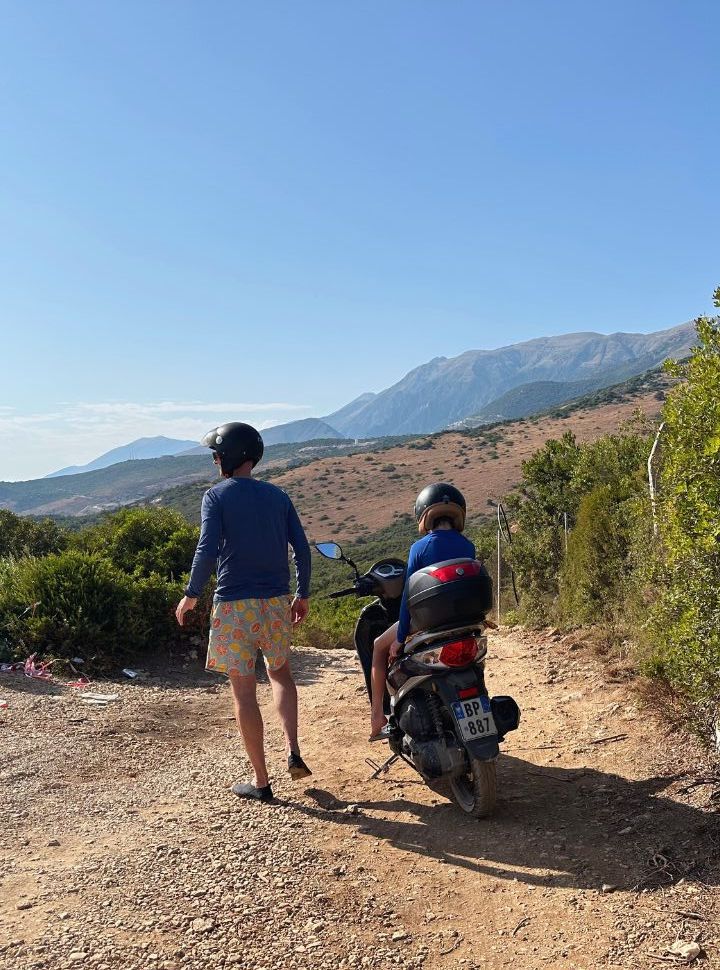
[{"left": 2, "top": 631, "right": 719, "bottom": 970}]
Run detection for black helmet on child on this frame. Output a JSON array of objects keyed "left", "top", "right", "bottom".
[
  {"left": 414, "top": 482, "right": 466, "bottom": 534},
  {"left": 202, "top": 422, "right": 264, "bottom": 476}
]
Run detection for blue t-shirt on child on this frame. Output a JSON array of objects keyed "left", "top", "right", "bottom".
[{"left": 396, "top": 528, "right": 476, "bottom": 643}]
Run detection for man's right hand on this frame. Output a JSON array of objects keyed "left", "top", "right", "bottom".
[
  {"left": 175, "top": 595, "right": 198, "bottom": 626},
  {"left": 291, "top": 597, "right": 309, "bottom": 625}
]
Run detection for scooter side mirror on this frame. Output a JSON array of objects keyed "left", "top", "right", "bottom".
[
  {"left": 314, "top": 540, "right": 361, "bottom": 579},
  {"left": 315, "top": 541, "right": 344, "bottom": 560}
]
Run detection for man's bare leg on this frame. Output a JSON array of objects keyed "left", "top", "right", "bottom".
[
  {"left": 267, "top": 660, "right": 300, "bottom": 755},
  {"left": 267, "top": 659, "right": 312, "bottom": 779},
  {"left": 228, "top": 670, "right": 269, "bottom": 787}
]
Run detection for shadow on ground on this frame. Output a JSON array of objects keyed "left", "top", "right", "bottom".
[{"left": 282, "top": 755, "right": 720, "bottom": 893}]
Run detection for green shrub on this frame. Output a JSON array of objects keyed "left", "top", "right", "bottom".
[
  {"left": 127, "top": 573, "right": 186, "bottom": 650},
  {"left": 507, "top": 431, "right": 582, "bottom": 624},
  {"left": 645, "top": 295, "right": 720, "bottom": 726},
  {"left": 508, "top": 428, "right": 650, "bottom": 627},
  {"left": 0, "top": 509, "right": 68, "bottom": 558},
  {"left": 558, "top": 483, "right": 641, "bottom": 625},
  {"left": 467, "top": 521, "right": 497, "bottom": 564},
  {"left": 77, "top": 507, "right": 198, "bottom": 579},
  {"left": 293, "top": 596, "right": 361, "bottom": 650},
  {"left": 0, "top": 548, "right": 213, "bottom": 667},
  {"left": 0, "top": 550, "right": 135, "bottom": 665}
]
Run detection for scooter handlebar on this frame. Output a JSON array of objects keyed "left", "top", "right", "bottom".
[{"left": 328, "top": 587, "right": 358, "bottom": 599}]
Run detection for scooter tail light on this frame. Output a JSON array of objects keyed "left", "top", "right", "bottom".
[
  {"left": 429, "top": 561, "right": 483, "bottom": 582},
  {"left": 439, "top": 638, "right": 479, "bottom": 667}
]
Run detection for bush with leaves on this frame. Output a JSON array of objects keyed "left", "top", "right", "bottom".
[
  {"left": 0, "top": 550, "right": 135, "bottom": 665},
  {"left": 77, "top": 507, "right": 198, "bottom": 579},
  {"left": 508, "top": 428, "right": 650, "bottom": 626},
  {"left": 557, "top": 432, "right": 650, "bottom": 625},
  {"left": 0, "top": 509, "right": 68, "bottom": 559},
  {"left": 645, "top": 291, "right": 720, "bottom": 725},
  {"left": 506, "top": 431, "right": 582, "bottom": 624},
  {"left": 558, "top": 481, "right": 643, "bottom": 625},
  {"left": 0, "top": 506, "right": 207, "bottom": 667},
  {"left": 293, "top": 596, "right": 360, "bottom": 650}
]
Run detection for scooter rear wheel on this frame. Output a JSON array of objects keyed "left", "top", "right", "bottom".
[{"left": 449, "top": 758, "right": 497, "bottom": 818}]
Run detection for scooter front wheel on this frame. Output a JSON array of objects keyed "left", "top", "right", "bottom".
[{"left": 449, "top": 757, "right": 497, "bottom": 818}]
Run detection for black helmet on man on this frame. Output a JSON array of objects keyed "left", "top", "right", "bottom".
[
  {"left": 202, "top": 422, "right": 264, "bottom": 476},
  {"left": 414, "top": 482, "right": 466, "bottom": 534}
]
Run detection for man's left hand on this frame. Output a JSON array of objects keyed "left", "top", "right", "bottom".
[
  {"left": 291, "top": 597, "right": 309, "bottom": 625},
  {"left": 175, "top": 596, "right": 198, "bottom": 626}
]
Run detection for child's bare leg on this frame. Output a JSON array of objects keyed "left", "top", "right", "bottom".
[
  {"left": 370, "top": 642, "right": 389, "bottom": 735},
  {"left": 370, "top": 622, "right": 398, "bottom": 736}
]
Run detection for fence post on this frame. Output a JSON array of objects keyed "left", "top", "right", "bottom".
[
  {"left": 495, "top": 501, "right": 521, "bottom": 623},
  {"left": 648, "top": 422, "right": 665, "bottom": 537},
  {"left": 496, "top": 518, "right": 502, "bottom": 625}
]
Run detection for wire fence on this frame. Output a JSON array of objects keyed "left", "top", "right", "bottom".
[{"left": 494, "top": 502, "right": 519, "bottom": 623}]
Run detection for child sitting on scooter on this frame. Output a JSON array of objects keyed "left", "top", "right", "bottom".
[{"left": 369, "top": 482, "right": 475, "bottom": 740}]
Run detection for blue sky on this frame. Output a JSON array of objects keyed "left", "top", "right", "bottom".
[{"left": 1, "top": 0, "right": 718, "bottom": 480}]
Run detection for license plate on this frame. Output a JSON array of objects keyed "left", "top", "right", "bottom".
[{"left": 451, "top": 695, "right": 497, "bottom": 742}]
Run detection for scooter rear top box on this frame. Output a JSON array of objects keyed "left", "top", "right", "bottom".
[{"left": 407, "top": 558, "right": 493, "bottom": 632}]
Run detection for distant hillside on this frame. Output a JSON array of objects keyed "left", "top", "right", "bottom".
[
  {"left": 2, "top": 361, "right": 676, "bottom": 521},
  {"left": 455, "top": 361, "right": 674, "bottom": 427},
  {"left": 0, "top": 437, "right": 383, "bottom": 518},
  {"left": 46, "top": 436, "right": 199, "bottom": 478},
  {"left": 457, "top": 379, "right": 597, "bottom": 425},
  {"left": 4, "top": 322, "right": 692, "bottom": 518},
  {"left": 261, "top": 418, "right": 344, "bottom": 445},
  {"left": 1, "top": 455, "right": 211, "bottom": 517},
  {"left": 324, "top": 321, "right": 694, "bottom": 437},
  {"left": 323, "top": 392, "right": 377, "bottom": 432},
  {"left": 32, "top": 320, "right": 695, "bottom": 487}
]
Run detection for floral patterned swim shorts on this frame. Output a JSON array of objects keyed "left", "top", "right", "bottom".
[{"left": 206, "top": 597, "right": 292, "bottom": 677}]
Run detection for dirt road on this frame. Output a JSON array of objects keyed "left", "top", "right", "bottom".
[{"left": 2, "top": 631, "right": 719, "bottom": 969}]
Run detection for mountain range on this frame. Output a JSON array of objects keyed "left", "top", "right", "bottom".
[
  {"left": 47, "top": 436, "right": 199, "bottom": 478},
  {"left": 4, "top": 319, "right": 695, "bottom": 502},
  {"left": 316, "top": 321, "right": 694, "bottom": 438},
  {"left": 173, "top": 321, "right": 693, "bottom": 451},
  {"left": 179, "top": 418, "right": 345, "bottom": 456},
  {"left": 0, "top": 362, "right": 674, "bottom": 519}
]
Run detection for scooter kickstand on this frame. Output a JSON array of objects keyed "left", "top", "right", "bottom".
[{"left": 365, "top": 753, "right": 400, "bottom": 780}]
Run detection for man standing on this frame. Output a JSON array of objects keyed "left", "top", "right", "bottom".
[{"left": 176, "top": 422, "right": 312, "bottom": 803}]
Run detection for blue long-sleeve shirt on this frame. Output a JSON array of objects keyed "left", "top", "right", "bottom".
[
  {"left": 185, "top": 477, "right": 311, "bottom": 601},
  {"left": 397, "top": 529, "right": 476, "bottom": 643}
]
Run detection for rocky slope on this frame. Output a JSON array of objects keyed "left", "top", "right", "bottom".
[{"left": 324, "top": 322, "right": 694, "bottom": 437}]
